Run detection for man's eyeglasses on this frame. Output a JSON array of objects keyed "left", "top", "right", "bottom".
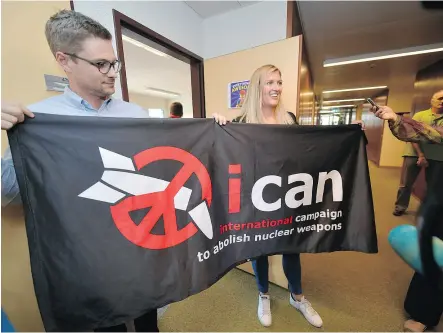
[{"left": 65, "top": 53, "right": 121, "bottom": 74}]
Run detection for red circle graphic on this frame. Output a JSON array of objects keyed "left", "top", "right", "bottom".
[{"left": 110, "top": 146, "right": 212, "bottom": 250}]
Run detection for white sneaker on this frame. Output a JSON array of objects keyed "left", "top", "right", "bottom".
[
  {"left": 290, "top": 295, "right": 323, "bottom": 328},
  {"left": 257, "top": 293, "right": 272, "bottom": 327}
]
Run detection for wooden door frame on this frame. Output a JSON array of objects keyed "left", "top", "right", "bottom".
[{"left": 113, "top": 9, "right": 206, "bottom": 118}]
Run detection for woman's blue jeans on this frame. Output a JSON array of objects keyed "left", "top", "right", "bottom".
[{"left": 251, "top": 254, "right": 302, "bottom": 295}]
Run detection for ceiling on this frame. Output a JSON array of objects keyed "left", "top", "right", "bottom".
[
  {"left": 298, "top": 1, "right": 443, "bottom": 106},
  {"left": 184, "top": 1, "right": 260, "bottom": 18}
]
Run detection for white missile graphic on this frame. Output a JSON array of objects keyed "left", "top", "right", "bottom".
[{"left": 78, "top": 147, "right": 213, "bottom": 239}]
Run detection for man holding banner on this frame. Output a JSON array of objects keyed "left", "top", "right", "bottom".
[{"left": 1, "top": 9, "right": 160, "bottom": 333}]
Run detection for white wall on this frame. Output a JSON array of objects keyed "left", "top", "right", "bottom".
[
  {"left": 128, "top": 93, "right": 193, "bottom": 118},
  {"left": 129, "top": 92, "right": 170, "bottom": 114},
  {"left": 73, "top": 0, "right": 204, "bottom": 99},
  {"left": 202, "top": 1, "right": 287, "bottom": 59}
]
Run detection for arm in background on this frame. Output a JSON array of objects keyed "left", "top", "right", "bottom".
[
  {"left": 389, "top": 193, "right": 443, "bottom": 289},
  {"left": 1, "top": 102, "right": 33, "bottom": 207},
  {"left": 412, "top": 143, "right": 428, "bottom": 167},
  {"left": 388, "top": 224, "right": 443, "bottom": 275},
  {"left": 1, "top": 146, "right": 22, "bottom": 207},
  {"left": 388, "top": 116, "right": 443, "bottom": 144}
]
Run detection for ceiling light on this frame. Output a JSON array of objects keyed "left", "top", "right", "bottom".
[
  {"left": 319, "top": 111, "right": 342, "bottom": 114},
  {"left": 324, "top": 43, "right": 443, "bottom": 67},
  {"left": 122, "top": 35, "right": 170, "bottom": 58},
  {"left": 323, "top": 98, "right": 365, "bottom": 103},
  {"left": 322, "top": 104, "right": 356, "bottom": 109},
  {"left": 323, "top": 86, "right": 387, "bottom": 94},
  {"left": 145, "top": 87, "right": 181, "bottom": 98}
]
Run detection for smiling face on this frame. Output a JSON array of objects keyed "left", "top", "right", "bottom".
[{"left": 261, "top": 70, "right": 283, "bottom": 109}]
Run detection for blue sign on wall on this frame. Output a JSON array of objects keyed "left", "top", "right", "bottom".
[{"left": 228, "top": 80, "right": 249, "bottom": 109}]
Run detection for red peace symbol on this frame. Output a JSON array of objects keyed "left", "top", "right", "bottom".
[{"left": 110, "top": 146, "right": 212, "bottom": 250}]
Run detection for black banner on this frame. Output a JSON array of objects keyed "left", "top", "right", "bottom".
[{"left": 8, "top": 114, "right": 377, "bottom": 331}]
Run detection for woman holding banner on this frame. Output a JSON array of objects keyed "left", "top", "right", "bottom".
[{"left": 214, "top": 64, "right": 323, "bottom": 329}]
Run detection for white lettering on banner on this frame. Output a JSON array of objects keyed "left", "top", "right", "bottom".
[
  {"left": 316, "top": 171, "right": 343, "bottom": 203},
  {"left": 295, "top": 210, "right": 343, "bottom": 222},
  {"left": 251, "top": 175, "right": 282, "bottom": 211},
  {"left": 296, "top": 223, "right": 342, "bottom": 233},
  {"left": 285, "top": 173, "right": 313, "bottom": 208},
  {"left": 251, "top": 171, "right": 344, "bottom": 212}
]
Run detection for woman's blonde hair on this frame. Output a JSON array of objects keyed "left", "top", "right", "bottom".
[{"left": 238, "top": 64, "right": 294, "bottom": 125}]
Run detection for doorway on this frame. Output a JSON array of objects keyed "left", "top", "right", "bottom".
[
  {"left": 113, "top": 10, "right": 205, "bottom": 118},
  {"left": 319, "top": 108, "right": 355, "bottom": 125}
]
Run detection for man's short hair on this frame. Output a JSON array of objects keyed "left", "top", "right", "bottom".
[
  {"left": 45, "top": 10, "right": 112, "bottom": 56},
  {"left": 170, "top": 102, "right": 183, "bottom": 118}
]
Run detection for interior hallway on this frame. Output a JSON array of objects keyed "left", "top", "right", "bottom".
[{"left": 159, "top": 163, "right": 442, "bottom": 332}]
